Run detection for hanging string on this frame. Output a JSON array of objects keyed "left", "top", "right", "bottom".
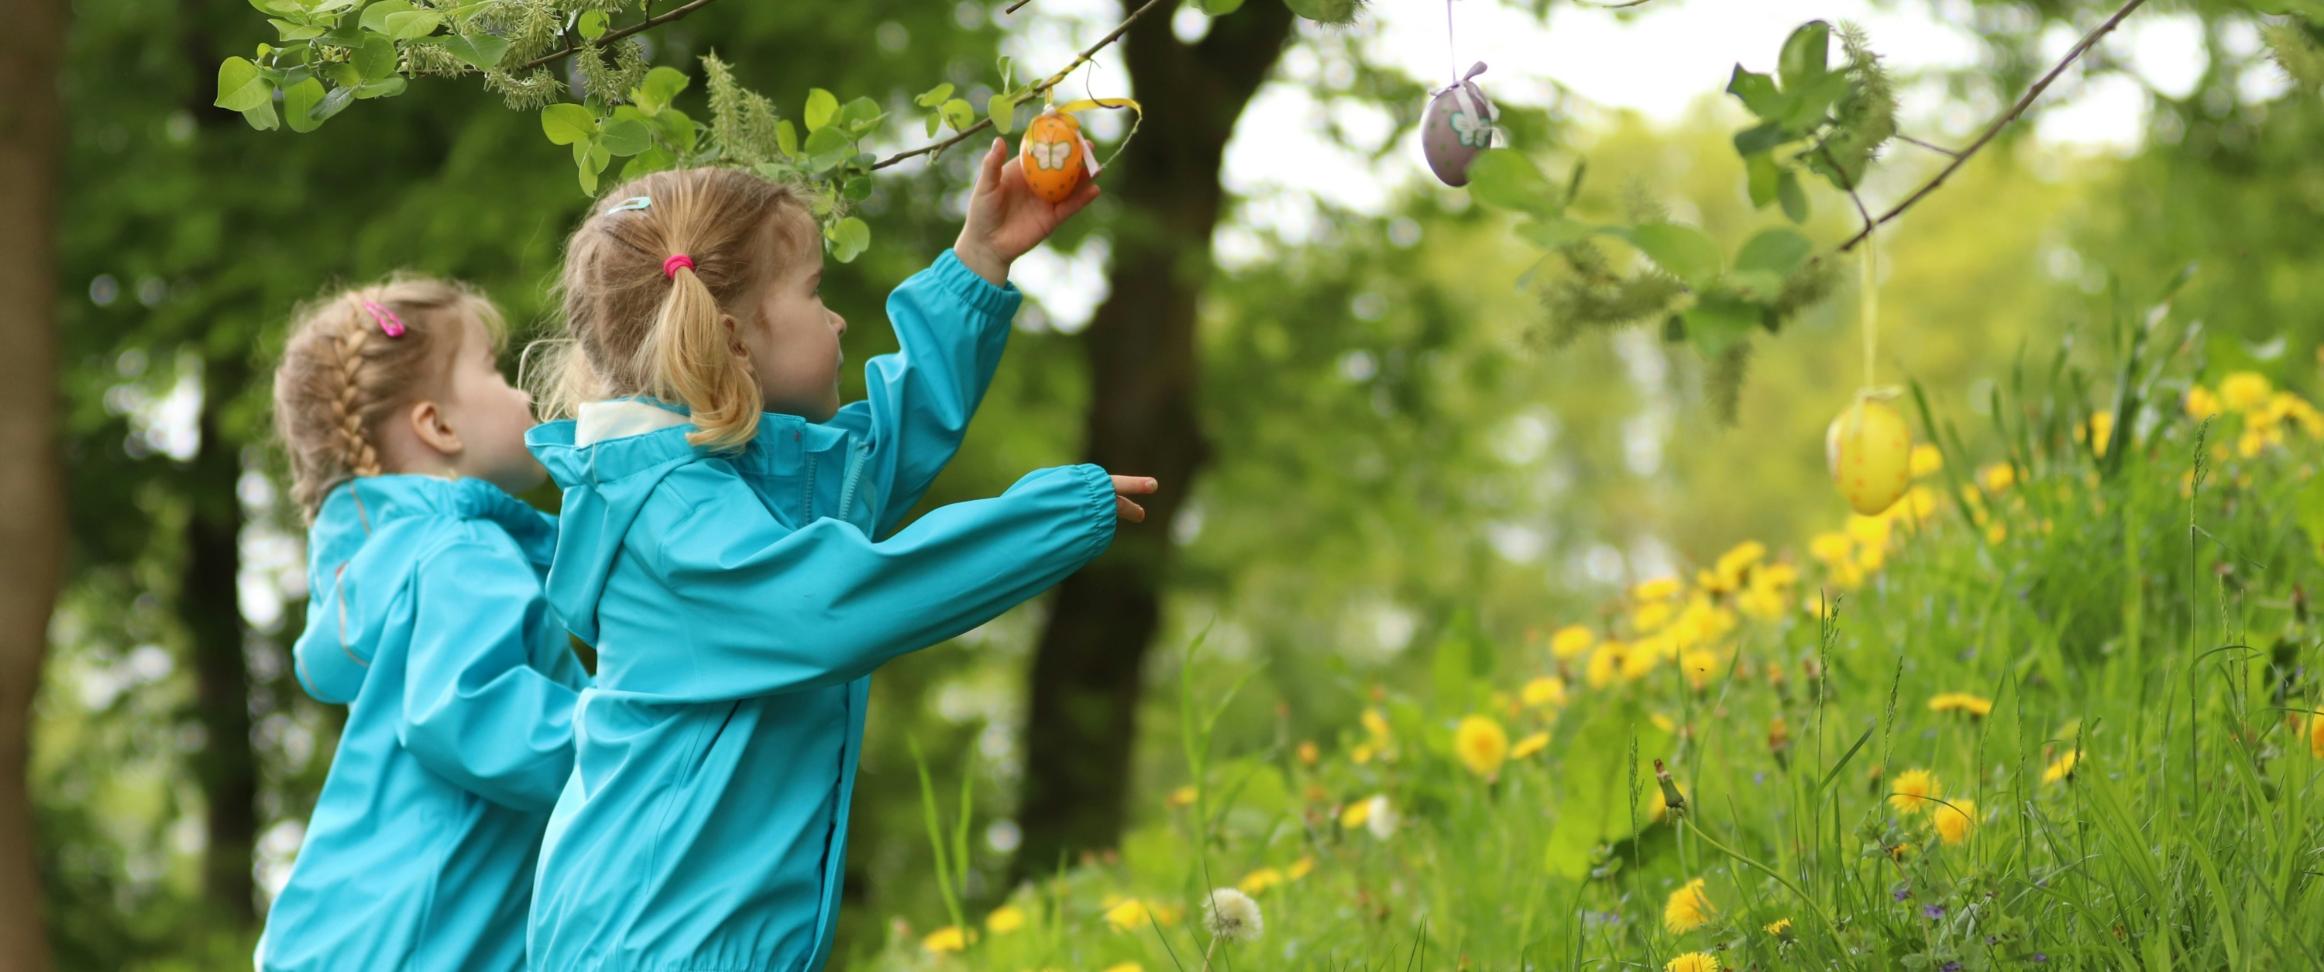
[
  {"left": 1445, "top": 0, "right": 1459, "bottom": 86},
  {"left": 1860, "top": 223, "right": 1878, "bottom": 389}
]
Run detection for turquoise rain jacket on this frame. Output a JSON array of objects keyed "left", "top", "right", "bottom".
[
  {"left": 257, "top": 475, "right": 589, "bottom": 972},
  {"left": 522, "top": 250, "right": 1118, "bottom": 971}
]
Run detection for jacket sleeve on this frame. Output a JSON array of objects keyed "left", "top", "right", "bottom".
[
  {"left": 620, "top": 462, "right": 1116, "bottom": 702},
  {"left": 397, "top": 534, "right": 582, "bottom": 812},
  {"left": 832, "top": 249, "right": 1022, "bottom": 536}
]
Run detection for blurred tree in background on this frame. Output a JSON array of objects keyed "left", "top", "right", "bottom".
[{"left": 11, "top": 0, "right": 2324, "bottom": 968}]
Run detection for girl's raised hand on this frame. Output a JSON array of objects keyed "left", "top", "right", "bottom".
[
  {"left": 953, "top": 137, "right": 1101, "bottom": 287},
  {"left": 1111, "top": 475, "right": 1157, "bottom": 523}
]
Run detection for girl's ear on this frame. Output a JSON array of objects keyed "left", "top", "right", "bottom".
[
  {"left": 720, "top": 313, "right": 750, "bottom": 361},
  {"left": 408, "top": 399, "right": 464, "bottom": 458}
]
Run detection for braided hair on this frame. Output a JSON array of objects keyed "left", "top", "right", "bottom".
[{"left": 271, "top": 276, "right": 503, "bottom": 520}]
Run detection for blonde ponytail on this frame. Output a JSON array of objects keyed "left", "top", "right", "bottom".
[{"left": 537, "top": 166, "right": 814, "bottom": 451}]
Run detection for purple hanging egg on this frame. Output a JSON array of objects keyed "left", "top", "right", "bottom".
[{"left": 1422, "top": 61, "right": 1497, "bottom": 187}]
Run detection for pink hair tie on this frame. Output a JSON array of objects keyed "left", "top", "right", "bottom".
[
  {"left": 662, "top": 253, "right": 696, "bottom": 279},
  {"left": 359, "top": 300, "right": 406, "bottom": 338}
]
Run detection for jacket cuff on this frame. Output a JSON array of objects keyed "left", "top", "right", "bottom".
[
  {"left": 932, "top": 248, "right": 1024, "bottom": 319},
  {"left": 1073, "top": 463, "right": 1119, "bottom": 558}
]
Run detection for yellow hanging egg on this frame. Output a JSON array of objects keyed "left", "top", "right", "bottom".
[
  {"left": 1019, "top": 107, "right": 1090, "bottom": 203},
  {"left": 1826, "top": 394, "right": 1912, "bottom": 516}
]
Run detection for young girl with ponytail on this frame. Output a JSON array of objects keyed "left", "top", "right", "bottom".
[{"left": 522, "top": 140, "right": 1151, "bottom": 969}]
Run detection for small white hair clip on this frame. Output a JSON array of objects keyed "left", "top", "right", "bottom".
[{"left": 603, "top": 195, "right": 652, "bottom": 214}]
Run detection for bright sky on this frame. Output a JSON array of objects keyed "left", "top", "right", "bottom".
[{"left": 989, "top": 0, "right": 2275, "bottom": 330}]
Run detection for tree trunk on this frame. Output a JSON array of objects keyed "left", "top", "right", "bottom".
[
  {"left": 186, "top": 370, "right": 259, "bottom": 926},
  {"left": 0, "top": 0, "right": 68, "bottom": 966},
  {"left": 1011, "top": 0, "right": 1296, "bottom": 882}
]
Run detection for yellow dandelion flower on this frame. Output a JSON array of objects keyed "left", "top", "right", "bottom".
[
  {"left": 1909, "top": 443, "right": 1944, "bottom": 477},
  {"left": 1738, "top": 582, "right": 1786, "bottom": 621},
  {"left": 1847, "top": 513, "right": 1892, "bottom": 549},
  {"left": 1101, "top": 965, "right": 1144, "bottom": 972},
  {"left": 1237, "top": 867, "right": 1285, "bottom": 896},
  {"left": 1521, "top": 676, "right": 1567, "bottom": 708},
  {"left": 1550, "top": 624, "right": 1597, "bottom": 659},
  {"left": 1665, "top": 953, "right": 1720, "bottom": 972},
  {"left": 2086, "top": 412, "right": 2115, "bottom": 458},
  {"left": 1167, "top": 785, "right": 1197, "bottom": 808},
  {"left": 1810, "top": 532, "right": 1853, "bottom": 564},
  {"left": 2187, "top": 385, "right": 2221, "bottom": 420},
  {"left": 1632, "top": 599, "right": 1675, "bottom": 634},
  {"left": 2282, "top": 396, "right": 2324, "bottom": 437},
  {"left": 1901, "top": 485, "right": 1940, "bottom": 524},
  {"left": 2042, "top": 749, "right": 2079, "bottom": 784},
  {"left": 1927, "top": 692, "right": 1994, "bottom": 717},
  {"left": 1979, "top": 462, "right": 2016, "bottom": 493},
  {"left": 922, "top": 925, "right": 969, "bottom": 953},
  {"left": 1889, "top": 768, "right": 1940, "bottom": 815},
  {"left": 1985, "top": 522, "right": 2007, "bottom": 546},
  {"left": 1633, "top": 576, "right": 1682, "bottom": 603},
  {"left": 2221, "top": 371, "right": 2272, "bottom": 412},
  {"left": 1351, "top": 743, "right": 1375, "bottom": 765},
  {"left": 1586, "top": 643, "right": 1625, "bottom": 689},
  {"left": 1511, "top": 731, "right": 1550, "bottom": 760},
  {"left": 1297, "top": 740, "right": 1320, "bottom": 765},
  {"left": 2311, "top": 712, "right": 2323, "bottom": 759},
  {"left": 1934, "top": 798, "right": 1977, "bottom": 846},
  {"left": 1663, "top": 877, "right": 1715, "bottom": 933},
  {"left": 1765, "top": 917, "right": 1794, "bottom": 937},
  {"left": 1621, "top": 641, "right": 1662, "bottom": 680},
  {"left": 1680, "top": 650, "right": 1722, "bottom": 689},
  {"left": 985, "top": 905, "right": 1026, "bottom": 934},
  {"left": 1103, "top": 898, "right": 1154, "bottom": 932},
  {"left": 1714, "top": 540, "right": 1767, "bottom": 585},
  {"left": 1286, "top": 856, "right": 1315, "bottom": 880},
  {"left": 1361, "top": 708, "right": 1391, "bottom": 742},
  {"left": 1338, "top": 797, "right": 1374, "bottom": 830},
  {"left": 1455, "top": 715, "right": 1510, "bottom": 779}
]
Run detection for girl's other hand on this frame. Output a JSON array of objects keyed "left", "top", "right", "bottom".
[
  {"left": 954, "top": 137, "right": 1101, "bottom": 287},
  {"left": 1111, "top": 475, "right": 1157, "bottom": 523}
]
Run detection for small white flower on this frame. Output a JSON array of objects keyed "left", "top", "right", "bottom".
[
  {"left": 1364, "top": 794, "right": 1398, "bottom": 840},
  {"left": 1203, "top": 887, "right": 1264, "bottom": 943}
]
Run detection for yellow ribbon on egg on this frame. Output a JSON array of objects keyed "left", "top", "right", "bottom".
[{"left": 1047, "top": 96, "right": 1143, "bottom": 168}]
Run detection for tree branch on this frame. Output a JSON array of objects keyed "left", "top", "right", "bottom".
[
  {"left": 870, "top": 0, "right": 1170, "bottom": 171},
  {"left": 1892, "top": 133, "right": 1961, "bottom": 158},
  {"left": 519, "top": 0, "right": 726, "bottom": 72},
  {"left": 1832, "top": 0, "right": 2148, "bottom": 253}
]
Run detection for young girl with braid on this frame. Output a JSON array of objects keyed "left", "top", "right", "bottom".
[
  {"left": 522, "top": 142, "right": 1153, "bottom": 969},
  {"left": 256, "top": 278, "right": 589, "bottom": 972}
]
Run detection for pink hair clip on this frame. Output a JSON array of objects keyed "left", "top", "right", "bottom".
[
  {"left": 359, "top": 300, "right": 406, "bottom": 338},
  {"left": 662, "top": 253, "right": 696, "bottom": 279}
]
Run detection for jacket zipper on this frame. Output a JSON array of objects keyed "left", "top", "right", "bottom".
[{"left": 835, "top": 440, "right": 870, "bottom": 523}]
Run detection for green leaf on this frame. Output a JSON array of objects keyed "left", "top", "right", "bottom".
[
  {"left": 358, "top": 0, "right": 413, "bottom": 34},
  {"left": 1779, "top": 20, "right": 1831, "bottom": 91},
  {"left": 914, "top": 82, "right": 955, "bottom": 109},
  {"left": 1782, "top": 70, "right": 1853, "bottom": 129},
  {"left": 1621, "top": 222, "right": 1724, "bottom": 287},
  {"left": 803, "top": 125, "right": 853, "bottom": 171},
  {"left": 2297, "top": 471, "right": 2324, "bottom": 557},
  {"left": 283, "top": 77, "right": 327, "bottom": 132},
  {"left": 839, "top": 96, "right": 886, "bottom": 135},
  {"left": 216, "top": 57, "right": 272, "bottom": 112},
  {"left": 1684, "top": 297, "right": 1761, "bottom": 358},
  {"left": 940, "top": 98, "right": 975, "bottom": 134},
  {"left": 1199, "top": 0, "right": 1245, "bottom": 12},
  {"left": 578, "top": 9, "right": 609, "bottom": 41},
  {"left": 1733, "top": 121, "right": 1788, "bottom": 157},
  {"left": 600, "top": 114, "right": 652, "bottom": 155},
  {"left": 995, "top": 55, "right": 1014, "bottom": 91},
  {"left": 1463, "top": 150, "right": 1557, "bottom": 215},
  {"left": 353, "top": 76, "right": 406, "bottom": 99},
  {"left": 1724, "top": 66, "right": 1787, "bottom": 121},
  {"left": 270, "top": 19, "right": 326, "bottom": 41},
  {"left": 842, "top": 175, "right": 872, "bottom": 202},
  {"left": 1745, "top": 153, "right": 1780, "bottom": 208},
  {"left": 621, "top": 145, "right": 676, "bottom": 182},
  {"left": 652, "top": 108, "right": 698, "bottom": 152},
  {"left": 435, "top": 32, "right": 508, "bottom": 70},
  {"left": 775, "top": 119, "right": 800, "bottom": 159},
  {"left": 986, "top": 92, "right": 1020, "bottom": 134},
  {"left": 1777, "top": 170, "right": 1810, "bottom": 223},
  {"left": 353, "top": 34, "right": 397, "bottom": 80},
  {"left": 382, "top": 9, "right": 441, "bottom": 40},
  {"left": 241, "top": 101, "right": 281, "bottom": 131},
  {"left": 1541, "top": 702, "right": 1673, "bottom": 879},
  {"left": 1735, "top": 227, "right": 1814, "bottom": 278},
  {"left": 804, "top": 88, "right": 839, "bottom": 131},
  {"left": 541, "top": 103, "right": 597, "bottom": 146},
  {"left": 634, "top": 66, "right": 690, "bottom": 114},
  {"left": 827, "top": 216, "right": 871, "bottom": 263}
]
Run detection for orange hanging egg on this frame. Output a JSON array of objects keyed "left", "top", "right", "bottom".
[
  {"left": 1019, "top": 107, "right": 1091, "bottom": 203},
  {"left": 1825, "top": 393, "right": 1913, "bottom": 516}
]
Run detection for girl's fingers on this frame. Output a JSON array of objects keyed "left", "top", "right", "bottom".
[
  {"left": 1110, "top": 475, "right": 1159, "bottom": 496},
  {"left": 1116, "top": 495, "right": 1147, "bottom": 523},
  {"left": 982, "top": 137, "right": 1008, "bottom": 188},
  {"left": 1054, "top": 179, "right": 1101, "bottom": 220}
]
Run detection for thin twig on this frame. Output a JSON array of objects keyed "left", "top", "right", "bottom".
[
  {"left": 1005, "top": 0, "right": 1034, "bottom": 12},
  {"left": 870, "top": 0, "right": 1168, "bottom": 171},
  {"left": 1817, "top": 143, "right": 1876, "bottom": 242},
  {"left": 1893, "top": 132, "right": 1962, "bottom": 158},
  {"left": 1833, "top": 0, "right": 2148, "bottom": 253},
  {"left": 518, "top": 0, "right": 726, "bottom": 71}
]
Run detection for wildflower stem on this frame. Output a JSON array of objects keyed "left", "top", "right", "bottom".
[{"left": 1682, "top": 818, "right": 1838, "bottom": 931}]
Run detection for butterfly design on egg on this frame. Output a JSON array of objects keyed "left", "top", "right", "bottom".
[{"left": 1025, "top": 137, "right": 1077, "bottom": 172}]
